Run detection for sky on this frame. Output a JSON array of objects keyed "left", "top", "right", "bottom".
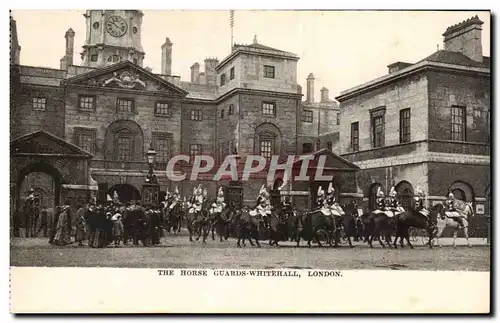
[{"left": 10, "top": 10, "right": 490, "bottom": 100}]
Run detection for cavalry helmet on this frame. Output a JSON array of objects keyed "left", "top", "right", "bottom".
[
  {"left": 327, "top": 182, "right": 334, "bottom": 194},
  {"left": 448, "top": 192, "right": 455, "bottom": 199},
  {"left": 389, "top": 186, "right": 397, "bottom": 197},
  {"left": 317, "top": 186, "right": 325, "bottom": 197},
  {"left": 376, "top": 187, "right": 385, "bottom": 198}
]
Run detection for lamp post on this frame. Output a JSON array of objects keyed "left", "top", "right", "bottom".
[{"left": 142, "top": 143, "right": 160, "bottom": 206}]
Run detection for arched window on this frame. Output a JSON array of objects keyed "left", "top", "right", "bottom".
[
  {"left": 449, "top": 181, "right": 475, "bottom": 202},
  {"left": 254, "top": 123, "right": 282, "bottom": 159},
  {"left": 395, "top": 180, "right": 414, "bottom": 209}
]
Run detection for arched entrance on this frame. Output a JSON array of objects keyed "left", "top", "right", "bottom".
[
  {"left": 16, "top": 162, "right": 62, "bottom": 211},
  {"left": 395, "top": 180, "right": 414, "bottom": 209},
  {"left": 108, "top": 184, "right": 141, "bottom": 203},
  {"left": 449, "top": 180, "right": 475, "bottom": 202},
  {"left": 368, "top": 183, "right": 384, "bottom": 211}
]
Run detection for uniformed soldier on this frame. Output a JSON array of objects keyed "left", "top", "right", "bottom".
[
  {"left": 316, "top": 186, "right": 325, "bottom": 209},
  {"left": 445, "top": 191, "right": 464, "bottom": 228}
]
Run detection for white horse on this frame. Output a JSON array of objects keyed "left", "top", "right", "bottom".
[{"left": 433, "top": 202, "right": 474, "bottom": 248}]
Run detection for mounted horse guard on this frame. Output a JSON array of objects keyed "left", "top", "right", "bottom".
[
  {"left": 320, "top": 183, "right": 344, "bottom": 219},
  {"left": 188, "top": 185, "right": 204, "bottom": 216},
  {"left": 168, "top": 187, "right": 181, "bottom": 210},
  {"left": 210, "top": 187, "right": 226, "bottom": 215},
  {"left": 444, "top": 191, "right": 465, "bottom": 229},
  {"left": 414, "top": 187, "right": 430, "bottom": 218},
  {"left": 250, "top": 185, "right": 272, "bottom": 219},
  {"left": 386, "top": 186, "right": 405, "bottom": 218}
]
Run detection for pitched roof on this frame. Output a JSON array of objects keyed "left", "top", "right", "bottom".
[
  {"left": 234, "top": 42, "right": 288, "bottom": 53},
  {"left": 419, "top": 50, "right": 490, "bottom": 69}
]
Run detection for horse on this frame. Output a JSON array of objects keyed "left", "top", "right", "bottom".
[
  {"left": 429, "top": 202, "right": 473, "bottom": 248},
  {"left": 364, "top": 203, "right": 399, "bottom": 248},
  {"left": 163, "top": 201, "right": 183, "bottom": 235},
  {"left": 393, "top": 207, "right": 435, "bottom": 249},
  {"left": 22, "top": 197, "right": 40, "bottom": 238},
  {"left": 337, "top": 201, "right": 362, "bottom": 248},
  {"left": 234, "top": 206, "right": 263, "bottom": 248},
  {"left": 211, "top": 201, "right": 235, "bottom": 242},
  {"left": 296, "top": 208, "right": 340, "bottom": 247},
  {"left": 268, "top": 205, "right": 294, "bottom": 247}
]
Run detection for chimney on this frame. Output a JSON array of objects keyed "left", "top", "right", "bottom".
[
  {"left": 60, "top": 56, "right": 67, "bottom": 70},
  {"left": 199, "top": 72, "right": 206, "bottom": 85},
  {"left": 64, "top": 28, "right": 75, "bottom": 67},
  {"left": 10, "top": 16, "right": 21, "bottom": 65},
  {"left": 161, "top": 37, "right": 173, "bottom": 75},
  {"left": 306, "top": 73, "right": 315, "bottom": 103},
  {"left": 443, "top": 15, "right": 484, "bottom": 62},
  {"left": 320, "top": 87, "right": 329, "bottom": 102},
  {"left": 204, "top": 58, "right": 219, "bottom": 86},
  {"left": 190, "top": 62, "right": 200, "bottom": 83},
  {"left": 387, "top": 61, "right": 413, "bottom": 74}
]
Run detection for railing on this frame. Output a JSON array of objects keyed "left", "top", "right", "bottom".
[{"left": 89, "top": 160, "right": 169, "bottom": 172}]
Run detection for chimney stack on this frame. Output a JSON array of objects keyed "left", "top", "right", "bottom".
[
  {"left": 204, "top": 58, "right": 219, "bottom": 86},
  {"left": 161, "top": 37, "right": 173, "bottom": 75},
  {"left": 320, "top": 87, "right": 329, "bottom": 102},
  {"left": 443, "top": 15, "right": 484, "bottom": 62},
  {"left": 306, "top": 73, "right": 315, "bottom": 103},
  {"left": 64, "top": 28, "right": 75, "bottom": 67},
  {"left": 190, "top": 62, "right": 200, "bottom": 83}
]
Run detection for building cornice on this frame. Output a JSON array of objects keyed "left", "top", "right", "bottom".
[
  {"left": 216, "top": 48, "right": 299, "bottom": 71},
  {"left": 336, "top": 61, "right": 490, "bottom": 102}
]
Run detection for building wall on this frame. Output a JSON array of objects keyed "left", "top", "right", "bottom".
[
  {"left": 12, "top": 84, "right": 66, "bottom": 139},
  {"left": 339, "top": 73, "right": 429, "bottom": 154},
  {"left": 64, "top": 87, "right": 183, "bottom": 161},
  {"left": 216, "top": 94, "right": 240, "bottom": 163},
  {"left": 427, "top": 70, "right": 490, "bottom": 143},
  {"left": 427, "top": 162, "right": 490, "bottom": 198},
  {"left": 237, "top": 92, "right": 299, "bottom": 156},
  {"left": 181, "top": 102, "right": 217, "bottom": 158}
]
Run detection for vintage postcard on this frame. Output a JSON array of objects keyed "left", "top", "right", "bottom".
[{"left": 8, "top": 8, "right": 491, "bottom": 314}]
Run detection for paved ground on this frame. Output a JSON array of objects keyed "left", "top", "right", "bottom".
[{"left": 10, "top": 234, "right": 490, "bottom": 271}]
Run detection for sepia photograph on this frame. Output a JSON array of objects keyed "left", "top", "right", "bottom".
[{"left": 8, "top": 7, "right": 491, "bottom": 313}]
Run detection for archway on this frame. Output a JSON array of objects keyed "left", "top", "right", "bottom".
[
  {"left": 395, "top": 180, "right": 414, "bottom": 209},
  {"left": 108, "top": 184, "right": 141, "bottom": 203},
  {"left": 448, "top": 180, "right": 475, "bottom": 202},
  {"left": 368, "top": 183, "right": 384, "bottom": 211},
  {"left": 16, "top": 162, "right": 62, "bottom": 211}
]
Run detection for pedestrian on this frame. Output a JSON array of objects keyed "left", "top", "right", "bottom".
[
  {"left": 112, "top": 214, "right": 124, "bottom": 247},
  {"left": 75, "top": 206, "right": 87, "bottom": 247}
]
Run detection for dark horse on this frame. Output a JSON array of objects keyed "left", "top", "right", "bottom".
[
  {"left": 393, "top": 207, "right": 436, "bottom": 249},
  {"left": 296, "top": 208, "right": 340, "bottom": 247},
  {"left": 234, "top": 207, "right": 263, "bottom": 248},
  {"left": 211, "top": 201, "right": 235, "bottom": 242},
  {"left": 268, "top": 206, "right": 294, "bottom": 247},
  {"left": 164, "top": 202, "right": 183, "bottom": 234},
  {"left": 337, "top": 201, "right": 361, "bottom": 248}
]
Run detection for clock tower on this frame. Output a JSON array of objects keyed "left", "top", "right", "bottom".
[{"left": 81, "top": 10, "right": 145, "bottom": 68}]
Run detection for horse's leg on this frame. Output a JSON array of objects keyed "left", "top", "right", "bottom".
[
  {"left": 452, "top": 229, "right": 458, "bottom": 248},
  {"left": 254, "top": 228, "right": 261, "bottom": 248},
  {"left": 463, "top": 226, "right": 472, "bottom": 247},
  {"left": 316, "top": 230, "right": 324, "bottom": 247},
  {"left": 296, "top": 233, "right": 301, "bottom": 247},
  {"left": 375, "top": 225, "right": 385, "bottom": 248},
  {"left": 435, "top": 224, "right": 444, "bottom": 248},
  {"left": 405, "top": 228, "right": 414, "bottom": 249}
]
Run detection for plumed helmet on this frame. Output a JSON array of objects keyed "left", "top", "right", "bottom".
[
  {"left": 203, "top": 188, "right": 208, "bottom": 197},
  {"left": 377, "top": 187, "right": 385, "bottom": 198},
  {"left": 29, "top": 188, "right": 35, "bottom": 193},
  {"left": 218, "top": 187, "right": 224, "bottom": 196},
  {"left": 389, "top": 186, "right": 397, "bottom": 197},
  {"left": 175, "top": 186, "right": 179, "bottom": 194},
  {"left": 259, "top": 184, "right": 266, "bottom": 195},
  {"left": 448, "top": 192, "right": 455, "bottom": 199},
  {"left": 192, "top": 187, "right": 197, "bottom": 195},
  {"left": 327, "top": 182, "right": 334, "bottom": 194},
  {"left": 317, "top": 186, "right": 325, "bottom": 197}
]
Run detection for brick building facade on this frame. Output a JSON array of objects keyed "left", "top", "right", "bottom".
[
  {"left": 10, "top": 10, "right": 344, "bottom": 211},
  {"left": 336, "top": 16, "right": 490, "bottom": 235}
]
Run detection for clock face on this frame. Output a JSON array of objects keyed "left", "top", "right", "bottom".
[{"left": 106, "top": 16, "right": 128, "bottom": 37}]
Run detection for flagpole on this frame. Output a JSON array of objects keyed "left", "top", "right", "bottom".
[{"left": 230, "top": 10, "right": 234, "bottom": 51}]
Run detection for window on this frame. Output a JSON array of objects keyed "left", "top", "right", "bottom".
[
  {"left": 189, "top": 144, "right": 202, "bottom": 163},
  {"left": 302, "top": 110, "right": 313, "bottom": 123},
  {"left": 262, "top": 102, "right": 276, "bottom": 116},
  {"left": 74, "top": 128, "right": 96, "bottom": 154},
  {"left": 399, "top": 108, "right": 411, "bottom": 143},
  {"left": 32, "top": 98, "right": 46, "bottom": 111},
  {"left": 78, "top": 95, "right": 95, "bottom": 112},
  {"left": 117, "top": 98, "right": 134, "bottom": 113},
  {"left": 116, "top": 136, "right": 132, "bottom": 161},
  {"left": 220, "top": 73, "right": 226, "bottom": 86},
  {"left": 230, "top": 67, "right": 235, "bottom": 80},
  {"left": 154, "top": 135, "right": 171, "bottom": 163},
  {"left": 327, "top": 141, "right": 333, "bottom": 151},
  {"left": 302, "top": 143, "right": 313, "bottom": 154},
  {"left": 370, "top": 107, "right": 385, "bottom": 148},
  {"left": 351, "top": 122, "right": 359, "bottom": 152},
  {"left": 260, "top": 140, "right": 272, "bottom": 159},
  {"left": 336, "top": 113, "right": 340, "bottom": 125},
  {"left": 228, "top": 104, "right": 234, "bottom": 115},
  {"left": 190, "top": 109, "right": 202, "bottom": 121},
  {"left": 90, "top": 54, "right": 98, "bottom": 62},
  {"left": 155, "top": 101, "right": 171, "bottom": 117},
  {"left": 264, "top": 65, "right": 275, "bottom": 78},
  {"left": 451, "top": 106, "right": 466, "bottom": 141},
  {"left": 220, "top": 109, "right": 225, "bottom": 119}
]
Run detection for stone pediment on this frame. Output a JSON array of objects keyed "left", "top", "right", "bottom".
[
  {"left": 62, "top": 61, "right": 188, "bottom": 97},
  {"left": 10, "top": 130, "right": 92, "bottom": 159},
  {"left": 292, "top": 148, "right": 360, "bottom": 171}
]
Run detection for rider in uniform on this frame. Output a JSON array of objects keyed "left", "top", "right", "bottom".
[
  {"left": 445, "top": 191, "right": 464, "bottom": 229},
  {"left": 282, "top": 197, "right": 293, "bottom": 215},
  {"left": 376, "top": 187, "right": 386, "bottom": 211},
  {"left": 255, "top": 185, "right": 271, "bottom": 218},
  {"left": 211, "top": 187, "right": 226, "bottom": 214},
  {"left": 169, "top": 187, "right": 181, "bottom": 211}
]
